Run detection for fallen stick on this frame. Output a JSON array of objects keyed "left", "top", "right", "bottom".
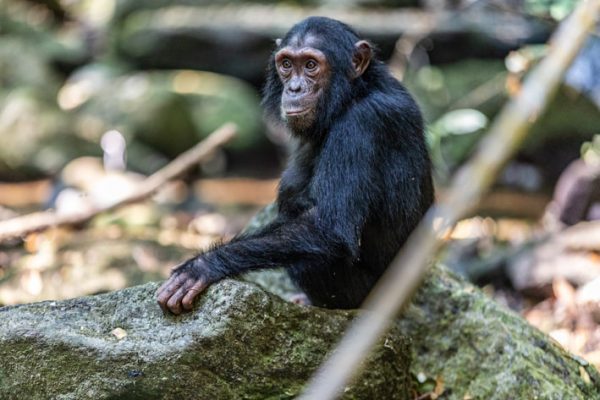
[
  {"left": 0, "top": 206, "right": 18, "bottom": 221},
  {"left": 128, "top": 4, "right": 545, "bottom": 40},
  {"left": 0, "top": 123, "right": 237, "bottom": 243}
]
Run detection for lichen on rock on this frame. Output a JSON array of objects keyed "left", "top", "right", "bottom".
[{"left": 0, "top": 280, "right": 411, "bottom": 400}]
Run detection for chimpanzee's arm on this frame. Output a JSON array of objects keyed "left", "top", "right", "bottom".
[{"left": 157, "top": 116, "right": 378, "bottom": 314}]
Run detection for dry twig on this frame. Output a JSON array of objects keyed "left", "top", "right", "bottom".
[
  {"left": 133, "top": 4, "right": 543, "bottom": 39},
  {"left": 0, "top": 123, "right": 237, "bottom": 243}
]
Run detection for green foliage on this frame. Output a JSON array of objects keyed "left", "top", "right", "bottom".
[
  {"left": 427, "top": 109, "right": 489, "bottom": 180},
  {"left": 67, "top": 67, "right": 265, "bottom": 158},
  {"left": 525, "top": 0, "right": 578, "bottom": 20},
  {"left": 582, "top": 134, "right": 600, "bottom": 164},
  {"left": 405, "top": 60, "right": 507, "bottom": 123}
]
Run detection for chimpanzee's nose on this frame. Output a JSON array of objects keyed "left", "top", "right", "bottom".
[{"left": 288, "top": 78, "right": 302, "bottom": 94}]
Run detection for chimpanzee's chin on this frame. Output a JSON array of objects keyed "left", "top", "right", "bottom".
[
  {"left": 283, "top": 110, "right": 312, "bottom": 132},
  {"left": 288, "top": 124, "right": 310, "bottom": 139}
]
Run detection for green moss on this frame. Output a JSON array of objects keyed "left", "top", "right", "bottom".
[
  {"left": 397, "top": 265, "right": 600, "bottom": 399},
  {"left": 241, "top": 207, "right": 600, "bottom": 398},
  {"left": 0, "top": 281, "right": 411, "bottom": 399}
]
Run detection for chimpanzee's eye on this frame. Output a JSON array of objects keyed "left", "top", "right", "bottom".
[
  {"left": 306, "top": 60, "right": 317, "bottom": 71},
  {"left": 281, "top": 59, "right": 292, "bottom": 69}
]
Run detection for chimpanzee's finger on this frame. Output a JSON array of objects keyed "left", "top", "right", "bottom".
[
  {"left": 157, "top": 274, "right": 188, "bottom": 312},
  {"left": 157, "top": 272, "right": 187, "bottom": 299},
  {"left": 182, "top": 280, "right": 208, "bottom": 311},
  {"left": 165, "top": 287, "right": 186, "bottom": 315}
]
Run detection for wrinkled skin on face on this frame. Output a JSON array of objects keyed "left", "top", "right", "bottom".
[
  {"left": 275, "top": 40, "right": 330, "bottom": 132},
  {"left": 275, "top": 36, "right": 372, "bottom": 134}
]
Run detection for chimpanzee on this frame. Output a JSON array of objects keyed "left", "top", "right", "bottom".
[{"left": 157, "top": 17, "right": 434, "bottom": 313}]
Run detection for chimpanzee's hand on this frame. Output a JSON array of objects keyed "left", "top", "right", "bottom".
[{"left": 157, "top": 258, "right": 214, "bottom": 315}]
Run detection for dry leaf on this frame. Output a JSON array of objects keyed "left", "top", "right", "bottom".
[
  {"left": 553, "top": 277, "right": 576, "bottom": 305},
  {"left": 431, "top": 376, "right": 444, "bottom": 399},
  {"left": 111, "top": 327, "right": 127, "bottom": 340},
  {"left": 579, "top": 366, "right": 591, "bottom": 384}
]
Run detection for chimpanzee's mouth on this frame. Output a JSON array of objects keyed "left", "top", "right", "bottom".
[{"left": 285, "top": 109, "right": 310, "bottom": 116}]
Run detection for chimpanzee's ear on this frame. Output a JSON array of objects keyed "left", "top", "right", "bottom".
[
  {"left": 352, "top": 40, "right": 372, "bottom": 78},
  {"left": 275, "top": 38, "right": 282, "bottom": 47}
]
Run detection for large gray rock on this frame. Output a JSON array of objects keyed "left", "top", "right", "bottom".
[
  {"left": 248, "top": 265, "right": 600, "bottom": 399},
  {"left": 0, "top": 280, "right": 412, "bottom": 399},
  {"left": 400, "top": 264, "right": 600, "bottom": 399},
  {"left": 0, "top": 88, "right": 99, "bottom": 180},
  {"left": 65, "top": 66, "right": 265, "bottom": 161},
  {"left": 243, "top": 205, "right": 600, "bottom": 399}
]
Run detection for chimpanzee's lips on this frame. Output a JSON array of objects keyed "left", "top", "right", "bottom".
[{"left": 285, "top": 108, "right": 309, "bottom": 116}]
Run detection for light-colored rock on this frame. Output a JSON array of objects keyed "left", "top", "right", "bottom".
[{"left": 0, "top": 280, "right": 411, "bottom": 400}]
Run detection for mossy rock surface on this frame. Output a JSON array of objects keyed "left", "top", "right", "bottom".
[
  {"left": 247, "top": 264, "right": 600, "bottom": 400},
  {"left": 242, "top": 201, "right": 600, "bottom": 399},
  {"left": 399, "top": 264, "right": 600, "bottom": 399},
  {"left": 0, "top": 280, "right": 411, "bottom": 400}
]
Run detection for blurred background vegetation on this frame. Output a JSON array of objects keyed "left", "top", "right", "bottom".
[{"left": 0, "top": 0, "right": 599, "bottom": 372}]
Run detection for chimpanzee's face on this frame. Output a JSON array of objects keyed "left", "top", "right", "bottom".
[{"left": 274, "top": 35, "right": 330, "bottom": 131}]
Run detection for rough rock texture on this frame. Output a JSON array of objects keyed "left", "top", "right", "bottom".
[
  {"left": 2, "top": 204, "right": 599, "bottom": 399},
  {"left": 0, "top": 280, "right": 411, "bottom": 400},
  {"left": 247, "top": 265, "right": 600, "bottom": 400},
  {"left": 400, "top": 264, "right": 600, "bottom": 399},
  {"left": 242, "top": 204, "right": 600, "bottom": 399}
]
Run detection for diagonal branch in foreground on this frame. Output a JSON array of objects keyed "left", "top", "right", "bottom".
[
  {"left": 0, "top": 123, "right": 237, "bottom": 243},
  {"left": 299, "top": 1, "right": 600, "bottom": 399}
]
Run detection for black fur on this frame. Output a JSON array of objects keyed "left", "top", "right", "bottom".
[{"left": 186, "top": 17, "right": 433, "bottom": 309}]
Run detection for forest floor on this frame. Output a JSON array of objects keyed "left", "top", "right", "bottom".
[{"left": 0, "top": 177, "right": 599, "bottom": 372}]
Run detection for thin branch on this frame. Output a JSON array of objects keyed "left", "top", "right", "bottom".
[
  {"left": 127, "top": 5, "right": 545, "bottom": 39},
  {"left": 299, "top": 1, "right": 600, "bottom": 398},
  {"left": 0, "top": 206, "right": 18, "bottom": 221},
  {"left": 0, "top": 123, "right": 237, "bottom": 243}
]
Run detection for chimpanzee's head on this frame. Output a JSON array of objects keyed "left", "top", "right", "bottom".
[{"left": 263, "top": 17, "right": 374, "bottom": 140}]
